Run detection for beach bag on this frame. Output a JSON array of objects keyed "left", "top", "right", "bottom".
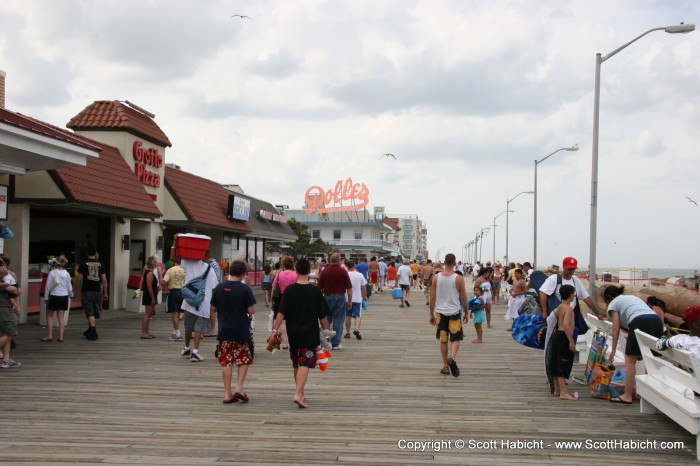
[
  {"left": 585, "top": 331, "right": 608, "bottom": 383},
  {"left": 181, "top": 265, "right": 211, "bottom": 310},
  {"left": 511, "top": 314, "right": 546, "bottom": 349},
  {"left": 391, "top": 288, "right": 403, "bottom": 299},
  {"left": 361, "top": 298, "right": 369, "bottom": 310},
  {"left": 609, "top": 367, "right": 626, "bottom": 398},
  {"left": 590, "top": 364, "right": 614, "bottom": 399}
]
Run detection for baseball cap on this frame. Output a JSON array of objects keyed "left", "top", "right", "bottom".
[
  {"left": 562, "top": 257, "right": 578, "bottom": 269},
  {"left": 683, "top": 306, "right": 700, "bottom": 325}
]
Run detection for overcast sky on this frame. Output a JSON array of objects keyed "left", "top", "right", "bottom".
[{"left": 2, "top": 0, "right": 699, "bottom": 270}]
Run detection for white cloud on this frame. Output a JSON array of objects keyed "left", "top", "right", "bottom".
[{"left": 2, "top": 0, "right": 699, "bottom": 270}]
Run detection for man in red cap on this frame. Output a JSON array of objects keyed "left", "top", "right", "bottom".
[
  {"left": 656, "top": 306, "right": 700, "bottom": 366},
  {"left": 539, "top": 257, "right": 605, "bottom": 329}
]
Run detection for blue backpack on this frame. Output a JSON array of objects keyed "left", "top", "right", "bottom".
[{"left": 181, "top": 265, "right": 211, "bottom": 310}]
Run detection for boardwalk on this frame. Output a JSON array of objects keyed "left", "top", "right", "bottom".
[{"left": 1, "top": 279, "right": 696, "bottom": 465}]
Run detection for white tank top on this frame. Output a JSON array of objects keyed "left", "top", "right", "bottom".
[{"left": 435, "top": 273, "right": 460, "bottom": 316}]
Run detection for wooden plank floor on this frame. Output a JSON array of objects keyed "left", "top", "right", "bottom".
[{"left": 1, "top": 278, "right": 696, "bottom": 465}]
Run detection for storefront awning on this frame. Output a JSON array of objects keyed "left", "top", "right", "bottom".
[
  {"left": 0, "top": 108, "right": 101, "bottom": 174},
  {"left": 165, "top": 166, "right": 252, "bottom": 233}
]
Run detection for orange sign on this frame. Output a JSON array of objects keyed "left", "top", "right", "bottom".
[{"left": 305, "top": 178, "right": 370, "bottom": 214}]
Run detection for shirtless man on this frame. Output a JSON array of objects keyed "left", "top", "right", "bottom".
[{"left": 421, "top": 260, "right": 435, "bottom": 305}]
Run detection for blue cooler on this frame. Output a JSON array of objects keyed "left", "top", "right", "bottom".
[{"left": 391, "top": 288, "right": 403, "bottom": 299}]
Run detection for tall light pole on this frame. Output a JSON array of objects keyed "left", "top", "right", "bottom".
[
  {"left": 589, "top": 22, "right": 694, "bottom": 298},
  {"left": 506, "top": 191, "right": 533, "bottom": 267},
  {"left": 534, "top": 145, "right": 578, "bottom": 270},
  {"left": 493, "top": 210, "right": 513, "bottom": 265},
  {"left": 475, "top": 227, "right": 490, "bottom": 263},
  {"left": 479, "top": 227, "right": 490, "bottom": 262}
]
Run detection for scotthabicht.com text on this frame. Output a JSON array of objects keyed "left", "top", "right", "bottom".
[{"left": 396, "top": 438, "right": 685, "bottom": 452}]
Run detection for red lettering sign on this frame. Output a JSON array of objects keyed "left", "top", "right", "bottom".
[
  {"left": 132, "top": 141, "right": 162, "bottom": 188},
  {"left": 305, "top": 178, "right": 370, "bottom": 214}
]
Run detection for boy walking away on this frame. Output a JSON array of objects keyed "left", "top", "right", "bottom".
[
  {"left": 77, "top": 246, "right": 108, "bottom": 341},
  {"left": 211, "top": 260, "right": 256, "bottom": 404},
  {"left": 550, "top": 284, "right": 578, "bottom": 401},
  {"left": 344, "top": 260, "right": 367, "bottom": 340},
  {"left": 429, "top": 253, "right": 468, "bottom": 377},
  {"left": 468, "top": 287, "right": 486, "bottom": 344},
  {"left": 180, "top": 257, "right": 219, "bottom": 362},
  {"left": 397, "top": 260, "right": 413, "bottom": 308},
  {"left": 269, "top": 258, "right": 330, "bottom": 408}
]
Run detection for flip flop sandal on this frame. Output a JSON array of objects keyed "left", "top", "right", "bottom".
[
  {"left": 233, "top": 392, "right": 249, "bottom": 402},
  {"left": 440, "top": 367, "right": 450, "bottom": 375},
  {"left": 344, "top": 333, "right": 351, "bottom": 338},
  {"left": 223, "top": 397, "right": 239, "bottom": 404}
]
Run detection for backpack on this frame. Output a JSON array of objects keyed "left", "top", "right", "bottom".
[
  {"left": 545, "top": 273, "right": 589, "bottom": 334},
  {"left": 181, "top": 265, "right": 211, "bottom": 311}
]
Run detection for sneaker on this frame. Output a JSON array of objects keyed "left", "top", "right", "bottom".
[
  {"left": 405, "top": 301, "right": 410, "bottom": 307},
  {"left": 168, "top": 333, "right": 179, "bottom": 341},
  {"left": 332, "top": 345, "right": 342, "bottom": 350},
  {"left": 181, "top": 347, "right": 191, "bottom": 358},
  {"left": 175, "top": 335, "right": 184, "bottom": 341},
  {"left": 0, "top": 359, "right": 21, "bottom": 368},
  {"left": 190, "top": 351, "right": 204, "bottom": 362}
]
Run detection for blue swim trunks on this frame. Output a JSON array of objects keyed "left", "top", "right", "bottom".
[
  {"left": 346, "top": 302, "right": 362, "bottom": 318},
  {"left": 472, "top": 310, "right": 486, "bottom": 324}
]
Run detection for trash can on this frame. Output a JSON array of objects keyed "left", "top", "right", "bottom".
[
  {"left": 124, "top": 274, "right": 145, "bottom": 313},
  {"left": 602, "top": 272, "right": 613, "bottom": 282}
]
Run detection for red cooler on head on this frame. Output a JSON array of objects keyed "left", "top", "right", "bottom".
[{"left": 173, "top": 233, "right": 211, "bottom": 260}]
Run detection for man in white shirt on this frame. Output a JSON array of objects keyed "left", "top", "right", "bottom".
[
  {"left": 429, "top": 253, "right": 468, "bottom": 377},
  {"left": 179, "top": 258, "right": 219, "bottom": 362},
  {"left": 344, "top": 260, "right": 367, "bottom": 340},
  {"left": 396, "top": 260, "right": 414, "bottom": 308},
  {"left": 539, "top": 256, "right": 605, "bottom": 332}
]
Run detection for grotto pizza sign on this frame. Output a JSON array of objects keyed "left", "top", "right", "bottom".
[{"left": 305, "top": 178, "right": 370, "bottom": 214}]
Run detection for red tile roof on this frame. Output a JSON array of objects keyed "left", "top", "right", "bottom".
[
  {"left": 0, "top": 108, "right": 102, "bottom": 152},
  {"left": 383, "top": 217, "right": 401, "bottom": 230},
  {"left": 165, "top": 166, "right": 252, "bottom": 233},
  {"left": 67, "top": 101, "right": 172, "bottom": 148},
  {"left": 54, "top": 139, "right": 162, "bottom": 218}
]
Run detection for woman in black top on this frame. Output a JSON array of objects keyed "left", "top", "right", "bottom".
[{"left": 141, "top": 255, "right": 159, "bottom": 339}]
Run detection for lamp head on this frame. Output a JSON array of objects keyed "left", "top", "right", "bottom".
[
  {"left": 665, "top": 23, "right": 695, "bottom": 34},
  {"left": 566, "top": 144, "right": 579, "bottom": 152}
]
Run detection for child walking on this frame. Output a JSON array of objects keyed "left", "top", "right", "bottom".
[{"left": 468, "top": 287, "right": 485, "bottom": 344}]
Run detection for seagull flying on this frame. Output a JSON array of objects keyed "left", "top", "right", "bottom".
[
  {"left": 380, "top": 153, "right": 396, "bottom": 159},
  {"left": 231, "top": 14, "right": 252, "bottom": 20},
  {"left": 686, "top": 196, "right": 698, "bottom": 206}
]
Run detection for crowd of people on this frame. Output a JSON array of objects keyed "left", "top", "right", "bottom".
[{"left": 4, "top": 246, "right": 700, "bottom": 412}]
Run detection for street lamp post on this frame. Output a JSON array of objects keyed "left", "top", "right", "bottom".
[
  {"left": 589, "top": 23, "right": 694, "bottom": 298},
  {"left": 506, "top": 191, "right": 534, "bottom": 267},
  {"left": 475, "top": 227, "right": 490, "bottom": 263},
  {"left": 493, "top": 210, "right": 513, "bottom": 265},
  {"left": 534, "top": 145, "right": 578, "bottom": 270}
]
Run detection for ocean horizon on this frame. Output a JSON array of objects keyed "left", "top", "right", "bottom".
[{"left": 596, "top": 267, "right": 697, "bottom": 279}]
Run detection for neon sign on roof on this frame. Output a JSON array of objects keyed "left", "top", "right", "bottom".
[{"left": 304, "top": 178, "right": 370, "bottom": 215}]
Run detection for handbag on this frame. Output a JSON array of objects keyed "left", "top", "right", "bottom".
[
  {"left": 271, "top": 282, "right": 281, "bottom": 312},
  {"left": 609, "top": 366, "right": 626, "bottom": 398},
  {"left": 590, "top": 364, "right": 615, "bottom": 399}
]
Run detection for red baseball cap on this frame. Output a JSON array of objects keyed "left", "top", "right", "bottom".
[
  {"left": 562, "top": 257, "right": 578, "bottom": 269},
  {"left": 683, "top": 306, "right": 700, "bottom": 325}
]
